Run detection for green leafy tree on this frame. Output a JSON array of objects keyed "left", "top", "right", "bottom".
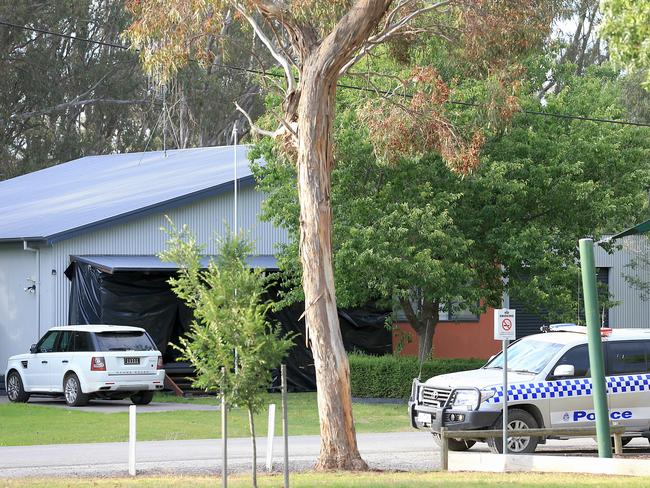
[
  {"left": 254, "top": 64, "right": 650, "bottom": 359},
  {"left": 159, "top": 223, "right": 293, "bottom": 487},
  {"left": 600, "top": 0, "right": 650, "bottom": 88}
]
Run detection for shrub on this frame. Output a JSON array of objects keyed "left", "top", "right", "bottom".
[{"left": 349, "top": 353, "right": 486, "bottom": 399}]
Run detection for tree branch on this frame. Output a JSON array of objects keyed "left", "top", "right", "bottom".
[
  {"left": 339, "top": 1, "right": 451, "bottom": 76},
  {"left": 235, "top": 101, "right": 288, "bottom": 139},
  {"left": 233, "top": 2, "right": 296, "bottom": 96}
]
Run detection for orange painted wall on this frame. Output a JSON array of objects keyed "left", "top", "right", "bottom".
[{"left": 393, "top": 306, "right": 501, "bottom": 359}]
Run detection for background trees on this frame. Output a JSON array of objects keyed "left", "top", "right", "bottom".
[
  {"left": 253, "top": 62, "right": 650, "bottom": 360},
  {"left": 0, "top": 0, "right": 267, "bottom": 180},
  {"left": 600, "top": 0, "right": 650, "bottom": 88}
]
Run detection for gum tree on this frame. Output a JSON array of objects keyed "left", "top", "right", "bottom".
[{"left": 126, "top": 0, "right": 554, "bottom": 469}]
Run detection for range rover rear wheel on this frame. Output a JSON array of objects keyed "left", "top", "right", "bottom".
[
  {"left": 6, "top": 371, "right": 30, "bottom": 403},
  {"left": 487, "top": 408, "right": 539, "bottom": 454},
  {"left": 130, "top": 391, "right": 154, "bottom": 405},
  {"left": 432, "top": 432, "right": 476, "bottom": 451},
  {"left": 63, "top": 373, "right": 89, "bottom": 407}
]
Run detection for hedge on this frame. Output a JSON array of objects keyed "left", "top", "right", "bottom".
[{"left": 349, "top": 353, "right": 486, "bottom": 399}]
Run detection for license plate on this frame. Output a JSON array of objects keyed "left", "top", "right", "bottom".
[
  {"left": 124, "top": 357, "right": 140, "bottom": 365},
  {"left": 417, "top": 412, "right": 432, "bottom": 424}
]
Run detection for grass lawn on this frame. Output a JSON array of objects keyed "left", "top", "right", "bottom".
[
  {"left": 0, "top": 392, "right": 408, "bottom": 446},
  {"left": 3, "top": 472, "right": 650, "bottom": 487}
]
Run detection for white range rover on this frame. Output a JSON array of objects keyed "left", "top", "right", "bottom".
[
  {"left": 5, "top": 325, "right": 165, "bottom": 406},
  {"left": 409, "top": 325, "right": 650, "bottom": 453}
]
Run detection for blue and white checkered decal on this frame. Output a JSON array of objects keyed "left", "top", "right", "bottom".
[{"left": 485, "top": 374, "right": 650, "bottom": 404}]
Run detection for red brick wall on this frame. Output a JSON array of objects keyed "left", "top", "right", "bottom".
[{"left": 393, "top": 306, "right": 501, "bottom": 359}]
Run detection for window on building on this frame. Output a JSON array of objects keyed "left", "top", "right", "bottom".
[
  {"left": 394, "top": 299, "right": 479, "bottom": 322},
  {"left": 439, "top": 300, "right": 479, "bottom": 322}
]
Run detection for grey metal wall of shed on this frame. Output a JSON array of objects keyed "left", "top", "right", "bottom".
[
  {"left": 595, "top": 236, "right": 650, "bottom": 328},
  {"left": 0, "top": 242, "right": 41, "bottom": 371},
  {"left": 44, "top": 184, "right": 288, "bottom": 326}
]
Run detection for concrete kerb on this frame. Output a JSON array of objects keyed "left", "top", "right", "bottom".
[{"left": 449, "top": 451, "right": 650, "bottom": 477}]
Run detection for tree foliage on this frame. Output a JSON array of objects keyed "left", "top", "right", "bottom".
[
  {"left": 160, "top": 223, "right": 293, "bottom": 486},
  {"left": 600, "top": 0, "right": 650, "bottom": 88},
  {"left": 253, "top": 62, "right": 650, "bottom": 358},
  {"left": 0, "top": 0, "right": 154, "bottom": 179},
  {"left": 160, "top": 223, "right": 292, "bottom": 408}
]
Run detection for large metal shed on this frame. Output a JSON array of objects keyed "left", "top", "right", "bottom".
[{"left": 0, "top": 145, "right": 288, "bottom": 371}]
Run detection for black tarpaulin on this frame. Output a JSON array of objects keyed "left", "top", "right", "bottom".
[
  {"left": 67, "top": 262, "right": 192, "bottom": 360},
  {"left": 67, "top": 260, "right": 392, "bottom": 391}
]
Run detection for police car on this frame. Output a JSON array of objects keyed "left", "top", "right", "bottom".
[{"left": 408, "top": 325, "right": 650, "bottom": 453}]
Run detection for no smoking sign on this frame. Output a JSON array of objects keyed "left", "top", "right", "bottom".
[{"left": 494, "top": 309, "right": 516, "bottom": 340}]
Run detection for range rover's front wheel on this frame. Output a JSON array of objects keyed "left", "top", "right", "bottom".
[
  {"left": 63, "top": 373, "right": 89, "bottom": 407},
  {"left": 487, "top": 408, "right": 539, "bottom": 454},
  {"left": 432, "top": 433, "right": 476, "bottom": 451},
  {"left": 6, "top": 371, "right": 30, "bottom": 403}
]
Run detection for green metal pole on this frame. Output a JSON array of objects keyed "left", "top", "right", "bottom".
[{"left": 579, "top": 238, "right": 611, "bottom": 458}]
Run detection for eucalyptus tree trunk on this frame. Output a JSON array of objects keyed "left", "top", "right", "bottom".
[
  {"left": 297, "top": 68, "right": 366, "bottom": 471},
  {"left": 294, "top": 0, "right": 392, "bottom": 469}
]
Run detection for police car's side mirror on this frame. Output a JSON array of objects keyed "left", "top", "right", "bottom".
[{"left": 553, "top": 364, "right": 575, "bottom": 377}]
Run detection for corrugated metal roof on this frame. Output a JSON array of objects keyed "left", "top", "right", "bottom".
[
  {"left": 70, "top": 254, "right": 278, "bottom": 274},
  {"left": 0, "top": 145, "right": 255, "bottom": 243}
]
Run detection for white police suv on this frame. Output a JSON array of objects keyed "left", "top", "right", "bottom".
[
  {"left": 409, "top": 325, "right": 650, "bottom": 453},
  {"left": 5, "top": 325, "right": 165, "bottom": 406}
]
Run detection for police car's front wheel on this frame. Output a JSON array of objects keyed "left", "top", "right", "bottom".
[
  {"left": 432, "top": 433, "right": 476, "bottom": 451},
  {"left": 487, "top": 409, "right": 539, "bottom": 454}
]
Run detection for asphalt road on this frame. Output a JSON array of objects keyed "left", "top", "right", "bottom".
[
  {"left": 0, "top": 432, "right": 438, "bottom": 478},
  {"left": 3, "top": 431, "right": 650, "bottom": 479}
]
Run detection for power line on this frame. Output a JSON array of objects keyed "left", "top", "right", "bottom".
[
  {"left": 212, "top": 63, "right": 650, "bottom": 128},
  {"left": 3, "top": 19, "right": 650, "bottom": 129},
  {"left": 0, "top": 20, "right": 129, "bottom": 50}
]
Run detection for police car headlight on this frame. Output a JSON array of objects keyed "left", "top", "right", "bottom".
[
  {"left": 480, "top": 389, "right": 496, "bottom": 403},
  {"left": 410, "top": 379, "right": 420, "bottom": 402},
  {"left": 450, "top": 389, "right": 480, "bottom": 410}
]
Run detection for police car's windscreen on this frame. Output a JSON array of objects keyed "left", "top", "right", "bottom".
[
  {"left": 484, "top": 340, "right": 564, "bottom": 374},
  {"left": 95, "top": 331, "right": 156, "bottom": 351}
]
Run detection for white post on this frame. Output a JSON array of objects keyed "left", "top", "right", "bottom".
[
  {"left": 128, "top": 405, "right": 136, "bottom": 476},
  {"left": 266, "top": 404, "right": 276, "bottom": 471},
  {"left": 494, "top": 308, "right": 515, "bottom": 456}
]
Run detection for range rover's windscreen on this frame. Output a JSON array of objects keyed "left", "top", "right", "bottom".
[{"left": 95, "top": 331, "right": 156, "bottom": 351}]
